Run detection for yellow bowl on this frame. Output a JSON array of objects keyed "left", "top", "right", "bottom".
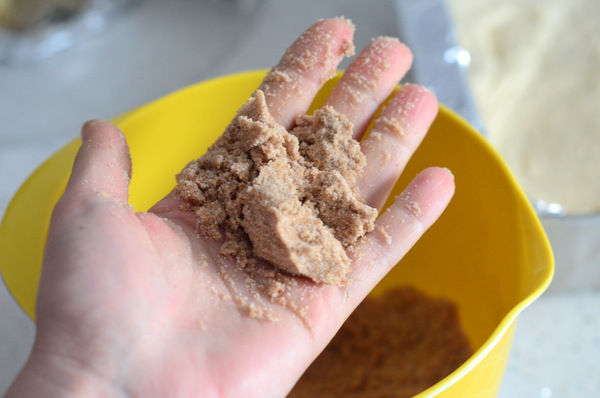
[{"left": 0, "top": 70, "right": 553, "bottom": 397}]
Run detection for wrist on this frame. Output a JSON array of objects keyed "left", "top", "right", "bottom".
[{"left": 6, "top": 335, "right": 122, "bottom": 398}]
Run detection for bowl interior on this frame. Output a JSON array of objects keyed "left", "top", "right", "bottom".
[{"left": 0, "top": 70, "right": 553, "bottom": 395}]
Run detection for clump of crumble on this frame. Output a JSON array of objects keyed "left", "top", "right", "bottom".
[{"left": 175, "top": 89, "right": 376, "bottom": 285}]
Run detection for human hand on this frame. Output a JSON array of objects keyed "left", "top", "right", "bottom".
[{"left": 7, "top": 18, "right": 454, "bottom": 398}]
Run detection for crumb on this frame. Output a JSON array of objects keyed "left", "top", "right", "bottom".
[
  {"left": 175, "top": 90, "right": 376, "bottom": 286},
  {"left": 374, "top": 115, "right": 406, "bottom": 137},
  {"left": 247, "top": 302, "right": 264, "bottom": 319},
  {"left": 334, "top": 16, "right": 356, "bottom": 34},
  {"left": 375, "top": 225, "right": 392, "bottom": 245},
  {"left": 342, "top": 39, "right": 356, "bottom": 57},
  {"left": 408, "top": 201, "right": 422, "bottom": 216}
]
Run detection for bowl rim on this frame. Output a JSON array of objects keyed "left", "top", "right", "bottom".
[{"left": 410, "top": 97, "right": 554, "bottom": 397}]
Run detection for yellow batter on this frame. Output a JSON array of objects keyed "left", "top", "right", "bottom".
[{"left": 448, "top": 0, "right": 600, "bottom": 214}]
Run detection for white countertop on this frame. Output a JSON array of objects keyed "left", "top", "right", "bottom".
[{"left": 1, "top": 0, "right": 599, "bottom": 396}]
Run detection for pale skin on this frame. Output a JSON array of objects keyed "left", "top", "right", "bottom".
[{"left": 6, "top": 19, "right": 455, "bottom": 398}]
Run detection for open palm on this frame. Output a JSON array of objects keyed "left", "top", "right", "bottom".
[{"left": 8, "top": 18, "right": 454, "bottom": 398}]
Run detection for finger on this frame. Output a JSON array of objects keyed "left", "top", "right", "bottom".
[
  {"left": 258, "top": 18, "right": 355, "bottom": 129},
  {"left": 63, "top": 119, "right": 132, "bottom": 206},
  {"left": 324, "top": 37, "right": 413, "bottom": 138},
  {"left": 347, "top": 167, "right": 455, "bottom": 308},
  {"left": 359, "top": 84, "right": 439, "bottom": 209}
]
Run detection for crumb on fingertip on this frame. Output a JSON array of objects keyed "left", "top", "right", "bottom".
[
  {"left": 371, "top": 35, "right": 401, "bottom": 44},
  {"left": 342, "top": 39, "right": 355, "bottom": 57},
  {"left": 333, "top": 16, "right": 355, "bottom": 33},
  {"left": 442, "top": 167, "right": 455, "bottom": 179}
]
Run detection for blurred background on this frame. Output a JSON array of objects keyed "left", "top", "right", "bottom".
[{"left": 1, "top": 0, "right": 599, "bottom": 396}]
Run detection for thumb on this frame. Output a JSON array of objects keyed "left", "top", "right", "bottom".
[{"left": 63, "top": 119, "right": 132, "bottom": 207}]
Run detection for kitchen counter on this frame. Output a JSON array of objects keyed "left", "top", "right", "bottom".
[{"left": 1, "top": 0, "right": 598, "bottom": 396}]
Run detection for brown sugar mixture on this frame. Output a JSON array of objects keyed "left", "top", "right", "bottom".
[
  {"left": 175, "top": 89, "right": 376, "bottom": 285},
  {"left": 289, "top": 286, "right": 474, "bottom": 398}
]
